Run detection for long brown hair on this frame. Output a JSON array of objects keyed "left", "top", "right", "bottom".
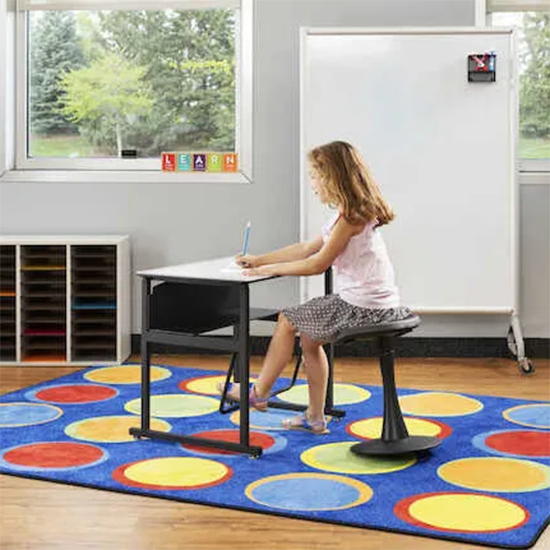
[{"left": 308, "top": 141, "right": 394, "bottom": 227}]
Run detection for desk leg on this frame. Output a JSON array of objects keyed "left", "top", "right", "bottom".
[
  {"left": 238, "top": 284, "right": 251, "bottom": 449},
  {"left": 140, "top": 278, "right": 151, "bottom": 431}
]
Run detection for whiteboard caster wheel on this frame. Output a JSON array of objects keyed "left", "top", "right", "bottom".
[{"left": 519, "top": 358, "right": 535, "bottom": 375}]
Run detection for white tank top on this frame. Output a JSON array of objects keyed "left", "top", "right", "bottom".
[{"left": 322, "top": 212, "right": 401, "bottom": 309}]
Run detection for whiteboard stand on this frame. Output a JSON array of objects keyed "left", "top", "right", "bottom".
[
  {"left": 299, "top": 27, "right": 535, "bottom": 375},
  {"left": 509, "top": 313, "right": 534, "bottom": 374}
]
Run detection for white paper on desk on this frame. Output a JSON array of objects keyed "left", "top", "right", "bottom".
[{"left": 221, "top": 260, "right": 243, "bottom": 273}]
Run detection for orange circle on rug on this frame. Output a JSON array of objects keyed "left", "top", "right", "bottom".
[
  {"left": 2, "top": 441, "right": 106, "bottom": 471},
  {"left": 485, "top": 430, "right": 550, "bottom": 458},
  {"left": 301, "top": 442, "right": 416, "bottom": 474},
  {"left": 399, "top": 392, "right": 483, "bottom": 417},
  {"left": 34, "top": 384, "right": 117, "bottom": 404},
  {"left": 112, "top": 457, "right": 232, "bottom": 490},
  {"left": 84, "top": 365, "right": 172, "bottom": 385},
  {"left": 65, "top": 415, "right": 171, "bottom": 443},
  {"left": 438, "top": 457, "right": 550, "bottom": 493},
  {"left": 394, "top": 492, "right": 529, "bottom": 533},
  {"left": 181, "top": 430, "right": 278, "bottom": 455},
  {"left": 125, "top": 395, "right": 219, "bottom": 418},
  {"left": 347, "top": 417, "right": 452, "bottom": 440}
]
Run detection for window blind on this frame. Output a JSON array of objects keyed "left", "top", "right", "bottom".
[{"left": 18, "top": 0, "right": 239, "bottom": 11}]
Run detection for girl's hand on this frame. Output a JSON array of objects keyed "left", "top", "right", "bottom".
[{"left": 235, "top": 254, "right": 260, "bottom": 268}]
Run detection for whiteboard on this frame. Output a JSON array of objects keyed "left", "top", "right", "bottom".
[{"left": 300, "top": 28, "right": 518, "bottom": 313}]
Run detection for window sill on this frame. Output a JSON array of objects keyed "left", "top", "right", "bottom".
[{"left": 0, "top": 170, "right": 253, "bottom": 184}]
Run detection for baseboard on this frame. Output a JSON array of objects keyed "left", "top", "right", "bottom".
[{"left": 131, "top": 335, "right": 549, "bottom": 359}]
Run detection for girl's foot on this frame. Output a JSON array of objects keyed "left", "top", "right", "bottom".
[
  {"left": 219, "top": 382, "right": 269, "bottom": 412},
  {"left": 281, "top": 412, "right": 329, "bottom": 434}
]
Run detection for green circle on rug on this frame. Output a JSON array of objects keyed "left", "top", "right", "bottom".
[
  {"left": 125, "top": 395, "right": 219, "bottom": 418},
  {"left": 301, "top": 441, "right": 416, "bottom": 474},
  {"left": 277, "top": 383, "right": 370, "bottom": 406}
]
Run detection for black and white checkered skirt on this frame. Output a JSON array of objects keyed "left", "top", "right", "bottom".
[{"left": 282, "top": 294, "right": 411, "bottom": 343}]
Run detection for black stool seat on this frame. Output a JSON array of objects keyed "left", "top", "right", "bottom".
[
  {"left": 339, "top": 313, "right": 422, "bottom": 340},
  {"left": 345, "top": 313, "right": 442, "bottom": 457}
]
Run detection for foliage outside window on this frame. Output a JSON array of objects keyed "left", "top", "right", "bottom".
[
  {"left": 25, "top": 6, "right": 238, "bottom": 165},
  {"left": 490, "top": 11, "right": 549, "bottom": 161}
]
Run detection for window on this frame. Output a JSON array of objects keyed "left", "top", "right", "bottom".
[
  {"left": 485, "top": 0, "right": 549, "bottom": 172},
  {"left": 1, "top": 0, "right": 252, "bottom": 181}
]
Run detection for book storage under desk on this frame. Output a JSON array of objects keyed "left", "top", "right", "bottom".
[{"left": 0, "top": 236, "right": 131, "bottom": 366}]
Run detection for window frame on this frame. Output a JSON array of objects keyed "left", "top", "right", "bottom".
[
  {"left": 478, "top": 0, "right": 550, "bottom": 175},
  {"left": 1, "top": 0, "right": 253, "bottom": 183}
]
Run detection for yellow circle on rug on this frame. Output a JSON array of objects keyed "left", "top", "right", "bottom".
[
  {"left": 438, "top": 457, "right": 550, "bottom": 492},
  {"left": 347, "top": 417, "right": 451, "bottom": 440},
  {"left": 84, "top": 365, "right": 172, "bottom": 385},
  {"left": 399, "top": 392, "right": 483, "bottom": 417},
  {"left": 277, "top": 383, "right": 370, "bottom": 406},
  {"left": 179, "top": 375, "right": 227, "bottom": 395},
  {"left": 179, "top": 375, "right": 257, "bottom": 396},
  {"left": 125, "top": 395, "right": 219, "bottom": 418},
  {"left": 395, "top": 493, "right": 528, "bottom": 533},
  {"left": 65, "top": 415, "right": 171, "bottom": 443},
  {"left": 301, "top": 441, "right": 416, "bottom": 474},
  {"left": 113, "top": 457, "right": 231, "bottom": 490}
]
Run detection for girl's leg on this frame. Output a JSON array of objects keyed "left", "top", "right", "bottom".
[
  {"left": 298, "top": 334, "right": 329, "bottom": 421},
  {"left": 254, "top": 313, "right": 297, "bottom": 397},
  {"left": 227, "top": 312, "right": 296, "bottom": 399}
]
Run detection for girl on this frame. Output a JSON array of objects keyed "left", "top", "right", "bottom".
[{"left": 225, "top": 141, "right": 411, "bottom": 434}]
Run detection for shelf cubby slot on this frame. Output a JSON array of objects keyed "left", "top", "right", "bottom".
[
  {"left": 0, "top": 245, "right": 16, "bottom": 360},
  {"left": 71, "top": 245, "right": 117, "bottom": 361},
  {"left": 20, "top": 245, "right": 67, "bottom": 362}
]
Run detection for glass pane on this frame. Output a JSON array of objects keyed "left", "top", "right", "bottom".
[
  {"left": 27, "top": 9, "right": 237, "bottom": 159},
  {"left": 492, "top": 12, "right": 550, "bottom": 160}
]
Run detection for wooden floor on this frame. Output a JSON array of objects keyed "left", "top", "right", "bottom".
[{"left": 1, "top": 354, "right": 549, "bottom": 550}]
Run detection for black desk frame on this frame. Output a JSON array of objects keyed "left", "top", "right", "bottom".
[{"left": 130, "top": 268, "right": 343, "bottom": 458}]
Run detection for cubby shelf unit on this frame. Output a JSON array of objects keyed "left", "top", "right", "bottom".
[{"left": 0, "top": 236, "right": 131, "bottom": 366}]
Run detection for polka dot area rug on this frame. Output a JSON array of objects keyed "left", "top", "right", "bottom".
[{"left": 1, "top": 364, "right": 549, "bottom": 549}]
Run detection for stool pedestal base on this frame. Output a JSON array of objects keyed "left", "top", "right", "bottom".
[{"left": 351, "top": 436, "right": 441, "bottom": 456}]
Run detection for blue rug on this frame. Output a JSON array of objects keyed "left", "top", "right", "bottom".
[{"left": 1, "top": 363, "right": 549, "bottom": 549}]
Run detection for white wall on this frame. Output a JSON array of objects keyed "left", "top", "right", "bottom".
[{"left": 0, "top": 0, "right": 548, "bottom": 338}]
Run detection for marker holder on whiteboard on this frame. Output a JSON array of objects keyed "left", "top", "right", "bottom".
[{"left": 468, "top": 52, "right": 496, "bottom": 82}]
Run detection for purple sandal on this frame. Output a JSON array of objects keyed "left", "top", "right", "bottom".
[
  {"left": 223, "top": 382, "right": 269, "bottom": 412},
  {"left": 281, "top": 412, "right": 329, "bottom": 434}
]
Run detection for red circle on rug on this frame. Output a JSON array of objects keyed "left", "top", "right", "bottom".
[
  {"left": 4, "top": 442, "right": 104, "bottom": 468},
  {"left": 35, "top": 384, "right": 117, "bottom": 404},
  {"left": 485, "top": 431, "right": 550, "bottom": 457},
  {"left": 182, "top": 430, "right": 276, "bottom": 455}
]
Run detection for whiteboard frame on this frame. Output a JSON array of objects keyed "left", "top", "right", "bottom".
[{"left": 299, "top": 26, "right": 519, "bottom": 316}]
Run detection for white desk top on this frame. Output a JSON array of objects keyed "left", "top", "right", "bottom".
[{"left": 137, "top": 256, "right": 276, "bottom": 283}]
